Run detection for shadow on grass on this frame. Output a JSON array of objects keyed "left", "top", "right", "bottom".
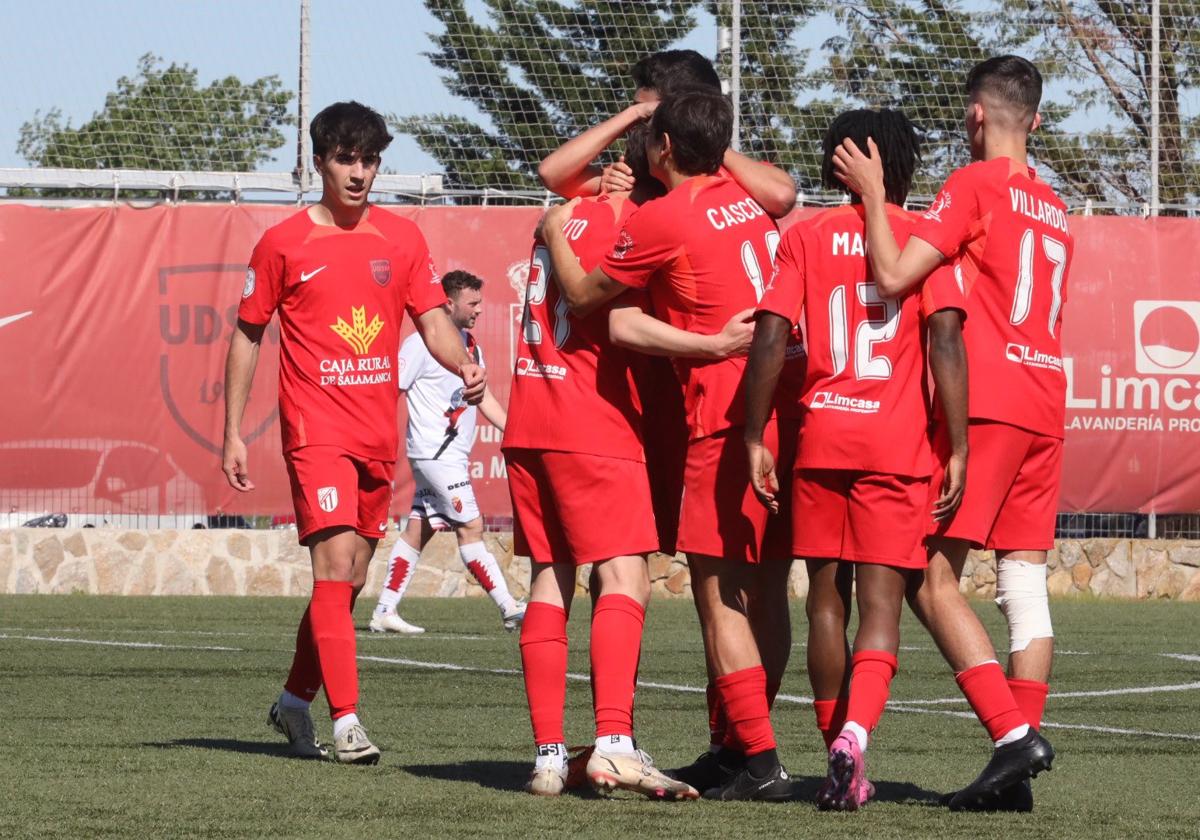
[
  {"left": 404, "top": 760, "right": 530, "bottom": 793},
  {"left": 144, "top": 738, "right": 296, "bottom": 759}
]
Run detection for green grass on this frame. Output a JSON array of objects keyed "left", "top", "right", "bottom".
[{"left": 1, "top": 595, "right": 1197, "bottom": 839}]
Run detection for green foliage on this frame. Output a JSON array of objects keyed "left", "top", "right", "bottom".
[{"left": 16, "top": 53, "right": 293, "bottom": 199}]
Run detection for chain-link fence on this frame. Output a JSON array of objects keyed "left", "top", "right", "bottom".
[{"left": 0, "top": 1, "right": 1195, "bottom": 212}]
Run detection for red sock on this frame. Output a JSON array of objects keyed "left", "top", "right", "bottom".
[
  {"left": 283, "top": 605, "right": 322, "bottom": 703},
  {"left": 844, "top": 650, "right": 899, "bottom": 736},
  {"left": 707, "top": 682, "right": 727, "bottom": 748},
  {"left": 520, "top": 602, "right": 568, "bottom": 745},
  {"left": 590, "top": 594, "right": 645, "bottom": 738},
  {"left": 1008, "top": 678, "right": 1050, "bottom": 730},
  {"left": 715, "top": 666, "right": 776, "bottom": 757},
  {"left": 309, "top": 580, "right": 358, "bottom": 720},
  {"left": 812, "top": 696, "right": 849, "bottom": 749},
  {"left": 956, "top": 662, "right": 1028, "bottom": 741}
]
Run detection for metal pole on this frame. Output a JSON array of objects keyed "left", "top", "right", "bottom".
[
  {"left": 297, "top": 0, "right": 312, "bottom": 195},
  {"left": 1150, "top": 0, "right": 1160, "bottom": 215},
  {"left": 730, "top": 0, "right": 742, "bottom": 152}
]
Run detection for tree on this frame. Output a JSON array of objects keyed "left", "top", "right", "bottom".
[
  {"left": 16, "top": 53, "right": 293, "bottom": 198},
  {"left": 998, "top": 0, "right": 1200, "bottom": 208},
  {"left": 395, "top": 0, "right": 698, "bottom": 192}
]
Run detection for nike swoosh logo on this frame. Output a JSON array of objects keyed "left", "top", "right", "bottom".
[
  {"left": 0, "top": 311, "right": 32, "bottom": 329},
  {"left": 299, "top": 266, "right": 327, "bottom": 283}
]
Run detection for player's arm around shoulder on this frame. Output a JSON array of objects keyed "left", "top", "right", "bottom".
[
  {"left": 538, "top": 198, "right": 628, "bottom": 319},
  {"left": 722, "top": 149, "right": 797, "bottom": 218},
  {"left": 608, "top": 298, "right": 754, "bottom": 360}
]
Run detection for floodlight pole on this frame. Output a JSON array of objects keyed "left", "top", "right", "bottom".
[
  {"left": 1150, "top": 0, "right": 1160, "bottom": 216},
  {"left": 297, "top": 0, "right": 312, "bottom": 196},
  {"left": 731, "top": 0, "right": 742, "bottom": 152}
]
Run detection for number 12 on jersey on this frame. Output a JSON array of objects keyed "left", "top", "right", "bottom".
[
  {"left": 523, "top": 246, "right": 571, "bottom": 349},
  {"left": 828, "top": 282, "right": 900, "bottom": 380}
]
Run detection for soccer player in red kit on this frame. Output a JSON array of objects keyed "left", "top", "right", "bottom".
[
  {"left": 834, "top": 56, "right": 1064, "bottom": 809},
  {"left": 507, "top": 124, "right": 750, "bottom": 799},
  {"left": 541, "top": 90, "right": 805, "bottom": 801},
  {"left": 744, "top": 109, "right": 969, "bottom": 811},
  {"left": 222, "top": 101, "right": 484, "bottom": 764}
]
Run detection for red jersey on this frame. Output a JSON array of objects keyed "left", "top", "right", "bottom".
[
  {"left": 759, "top": 205, "right": 965, "bottom": 477},
  {"left": 502, "top": 194, "right": 645, "bottom": 462},
  {"left": 912, "top": 157, "right": 1073, "bottom": 439},
  {"left": 238, "top": 206, "right": 444, "bottom": 460},
  {"left": 599, "top": 174, "right": 804, "bottom": 440}
]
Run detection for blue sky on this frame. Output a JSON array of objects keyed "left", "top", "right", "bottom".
[{"left": 0, "top": 0, "right": 716, "bottom": 174}]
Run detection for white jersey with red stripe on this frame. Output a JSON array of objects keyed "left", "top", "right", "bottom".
[{"left": 398, "top": 328, "right": 482, "bottom": 462}]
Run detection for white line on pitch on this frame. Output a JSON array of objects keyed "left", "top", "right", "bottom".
[
  {"left": 887, "top": 704, "right": 1200, "bottom": 742},
  {"left": 1161, "top": 653, "right": 1200, "bottom": 663},
  {"left": 0, "top": 633, "right": 243, "bottom": 652},
  {"left": 896, "top": 680, "right": 1200, "bottom": 706}
]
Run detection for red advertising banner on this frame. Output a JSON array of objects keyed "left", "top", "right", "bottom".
[{"left": 0, "top": 204, "right": 1197, "bottom": 524}]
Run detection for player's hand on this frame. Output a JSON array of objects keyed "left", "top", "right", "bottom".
[
  {"left": 712, "top": 308, "right": 756, "bottom": 358},
  {"left": 460, "top": 362, "right": 486, "bottom": 405},
  {"left": 746, "top": 440, "right": 779, "bottom": 514},
  {"left": 627, "top": 100, "right": 658, "bottom": 122},
  {"left": 932, "top": 448, "right": 967, "bottom": 521},
  {"left": 600, "top": 157, "right": 636, "bottom": 194},
  {"left": 222, "top": 436, "right": 255, "bottom": 492},
  {"left": 536, "top": 197, "right": 581, "bottom": 241},
  {"left": 832, "top": 136, "right": 885, "bottom": 202}
]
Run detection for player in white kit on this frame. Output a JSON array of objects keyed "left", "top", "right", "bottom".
[{"left": 371, "top": 271, "right": 526, "bottom": 633}]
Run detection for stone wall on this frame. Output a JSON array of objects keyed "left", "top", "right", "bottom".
[{"left": 2, "top": 528, "right": 1199, "bottom": 600}]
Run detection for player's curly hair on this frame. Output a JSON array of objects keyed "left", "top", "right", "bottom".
[
  {"left": 310, "top": 101, "right": 393, "bottom": 159},
  {"left": 442, "top": 270, "right": 483, "bottom": 297},
  {"left": 821, "top": 109, "right": 921, "bottom": 206}
]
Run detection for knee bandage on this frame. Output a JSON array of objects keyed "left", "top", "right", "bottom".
[{"left": 995, "top": 559, "right": 1053, "bottom": 653}]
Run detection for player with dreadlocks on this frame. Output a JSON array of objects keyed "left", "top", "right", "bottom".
[{"left": 743, "top": 108, "right": 970, "bottom": 810}]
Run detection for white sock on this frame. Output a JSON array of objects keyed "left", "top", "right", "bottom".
[
  {"left": 459, "top": 541, "right": 516, "bottom": 611},
  {"left": 333, "top": 713, "right": 361, "bottom": 740},
  {"left": 279, "top": 690, "right": 310, "bottom": 710},
  {"left": 841, "top": 721, "right": 869, "bottom": 752},
  {"left": 535, "top": 742, "right": 567, "bottom": 771},
  {"left": 995, "top": 724, "right": 1031, "bottom": 748},
  {"left": 596, "top": 734, "right": 636, "bottom": 754},
  {"left": 375, "top": 538, "right": 421, "bottom": 616}
]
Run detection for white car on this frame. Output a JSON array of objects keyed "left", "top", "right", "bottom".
[{"left": 0, "top": 439, "right": 206, "bottom": 529}]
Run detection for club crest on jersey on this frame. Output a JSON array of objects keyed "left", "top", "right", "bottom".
[
  {"left": 371, "top": 259, "right": 391, "bottom": 287},
  {"left": 317, "top": 486, "right": 339, "bottom": 513},
  {"left": 242, "top": 267, "right": 256, "bottom": 298},
  {"left": 611, "top": 229, "right": 635, "bottom": 260},
  {"left": 924, "top": 191, "right": 951, "bottom": 223},
  {"left": 451, "top": 496, "right": 463, "bottom": 514},
  {"left": 331, "top": 306, "right": 384, "bottom": 354}
]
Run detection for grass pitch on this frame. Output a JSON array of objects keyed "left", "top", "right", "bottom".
[{"left": 1, "top": 594, "right": 1197, "bottom": 839}]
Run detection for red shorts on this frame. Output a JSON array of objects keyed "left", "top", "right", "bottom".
[
  {"left": 505, "top": 449, "right": 659, "bottom": 566},
  {"left": 677, "top": 419, "right": 797, "bottom": 564},
  {"left": 930, "top": 420, "right": 1063, "bottom": 551},
  {"left": 285, "top": 445, "right": 395, "bottom": 544},
  {"left": 792, "top": 469, "right": 929, "bottom": 569}
]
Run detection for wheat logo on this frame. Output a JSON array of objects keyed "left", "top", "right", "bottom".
[{"left": 331, "top": 306, "right": 384, "bottom": 355}]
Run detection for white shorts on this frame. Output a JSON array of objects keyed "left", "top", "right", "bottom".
[{"left": 409, "top": 458, "right": 480, "bottom": 529}]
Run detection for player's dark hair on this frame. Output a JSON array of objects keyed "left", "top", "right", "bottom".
[
  {"left": 310, "top": 101, "right": 393, "bottom": 159},
  {"left": 624, "top": 122, "right": 668, "bottom": 200},
  {"left": 966, "top": 55, "right": 1042, "bottom": 117},
  {"left": 822, "top": 109, "right": 921, "bottom": 206},
  {"left": 650, "top": 88, "right": 732, "bottom": 176},
  {"left": 442, "top": 270, "right": 483, "bottom": 297},
  {"left": 631, "top": 49, "right": 721, "bottom": 96}
]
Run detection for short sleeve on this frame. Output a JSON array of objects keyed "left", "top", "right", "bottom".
[
  {"left": 919, "top": 262, "right": 968, "bottom": 320},
  {"left": 756, "top": 226, "right": 805, "bottom": 325},
  {"left": 397, "top": 334, "right": 425, "bottom": 391},
  {"left": 237, "top": 232, "right": 285, "bottom": 325},
  {"left": 911, "top": 168, "right": 979, "bottom": 259},
  {"left": 598, "top": 203, "right": 680, "bottom": 290},
  {"left": 402, "top": 224, "right": 446, "bottom": 319}
]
